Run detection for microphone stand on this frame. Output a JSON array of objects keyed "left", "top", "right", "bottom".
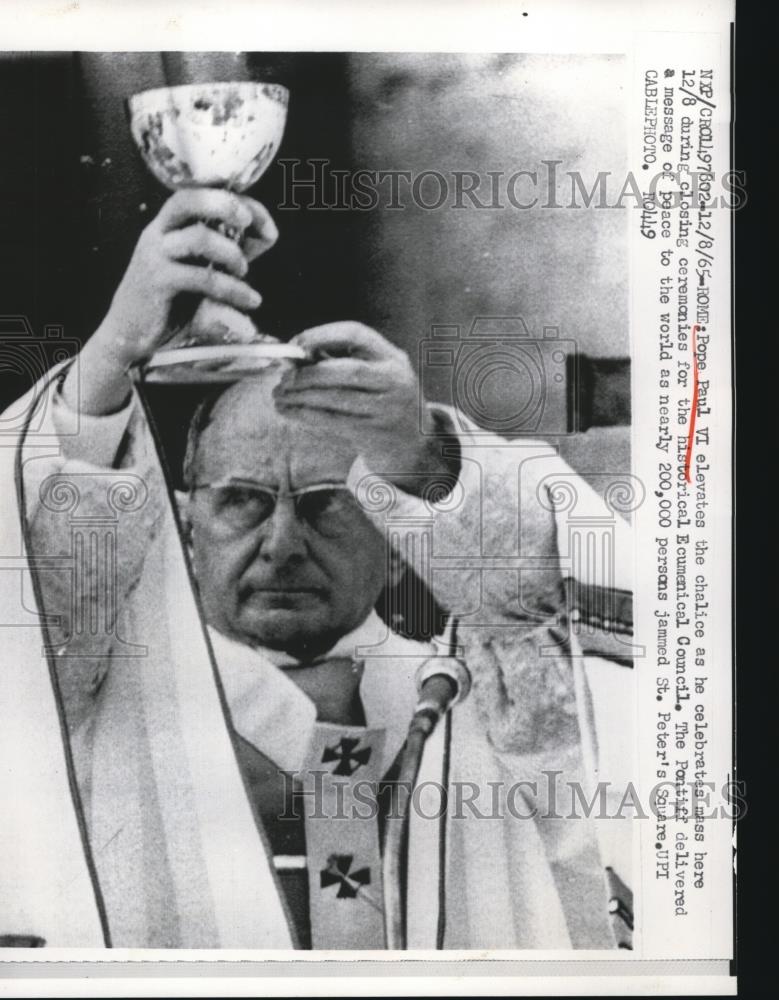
[{"left": 382, "top": 615, "right": 469, "bottom": 950}]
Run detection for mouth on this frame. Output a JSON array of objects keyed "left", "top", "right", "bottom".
[
  {"left": 240, "top": 584, "right": 323, "bottom": 604},
  {"left": 251, "top": 585, "right": 320, "bottom": 594}
]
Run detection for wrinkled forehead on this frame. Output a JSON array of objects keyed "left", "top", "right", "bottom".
[{"left": 193, "top": 374, "right": 359, "bottom": 487}]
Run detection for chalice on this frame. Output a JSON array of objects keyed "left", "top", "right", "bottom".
[{"left": 127, "top": 81, "right": 306, "bottom": 382}]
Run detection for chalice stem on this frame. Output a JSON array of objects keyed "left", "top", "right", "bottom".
[{"left": 127, "top": 81, "right": 290, "bottom": 380}]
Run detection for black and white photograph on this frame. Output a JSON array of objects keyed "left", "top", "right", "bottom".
[{"left": 0, "top": 2, "right": 737, "bottom": 995}]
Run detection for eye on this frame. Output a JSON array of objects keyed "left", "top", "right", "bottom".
[
  {"left": 213, "top": 485, "right": 273, "bottom": 526},
  {"left": 299, "top": 489, "right": 358, "bottom": 535},
  {"left": 219, "top": 485, "right": 256, "bottom": 508}
]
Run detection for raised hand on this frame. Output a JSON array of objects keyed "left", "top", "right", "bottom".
[
  {"left": 63, "top": 189, "right": 277, "bottom": 415},
  {"left": 274, "top": 322, "right": 448, "bottom": 488}
]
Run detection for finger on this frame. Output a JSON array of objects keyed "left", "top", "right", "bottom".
[
  {"left": 291, "top": 322, "right": 401, "bottom": 362},
  {"left": 163, "top": 223, "right": 249, "bottom": 277},
  {"left": 243, "top": 233, "right": 277, "bottom": 263},
  {"left": 156, "top": 189, "right": 254, "bottom": 234},
  {"left": 274, "top": 388, "right": 376, "bottom": 419},
  {"left": 189, "top": 302, "right": 259, "bottom": 343},
  {"left": 277, "top": 357, "right": 387, "bottom": 393},
  {"left": 240, "top": 198, "right": 279, "bottom": 261},
  {"left": 169, "top": 263, "right": 262, "bottom": 312}
]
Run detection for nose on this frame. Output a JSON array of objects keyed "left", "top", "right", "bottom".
[{"left": 257, "top": 496, "right": 307, "bottom": 564}]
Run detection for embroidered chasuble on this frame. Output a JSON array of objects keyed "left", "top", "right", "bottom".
[
  {"left": 3, "top": 370, "right": 635, "bottom": 949},
  {"left": 210, "top": 618, "right": 423, "bottom": 950}
]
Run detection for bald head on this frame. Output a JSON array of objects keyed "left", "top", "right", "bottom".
[
  {"left": 180, "top": 369, "right": 393, "bottom": 659},
  {"left": 184, "top": 372, "right": 359, "bottom": 493}
]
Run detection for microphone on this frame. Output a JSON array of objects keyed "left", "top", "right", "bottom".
[
  {"left": 412, "top": 616, "right": 471, "bottom": 733},
  {"left": 383, "top": 615, "right": 470, "bottom": 949}
]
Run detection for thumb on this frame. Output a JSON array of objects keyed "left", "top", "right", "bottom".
[{"left": 292, "top": 322, "right": 394, "bottom": 361}]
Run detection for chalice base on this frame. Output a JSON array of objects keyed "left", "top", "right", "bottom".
[{"left": 141, "top": 340, "right": 308, "bottom": 384}]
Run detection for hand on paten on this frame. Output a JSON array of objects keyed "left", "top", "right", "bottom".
[{"left": 274, "top": 322, "right": 455, "bottom": 493}]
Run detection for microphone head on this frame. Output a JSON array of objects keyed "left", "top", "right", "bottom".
[{"left": 415, "top": 654, "right": 472, "bottom": 706}]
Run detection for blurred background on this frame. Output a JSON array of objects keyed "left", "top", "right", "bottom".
[{"left": 0, "top": 51, "right": 630, "bottom": 472}]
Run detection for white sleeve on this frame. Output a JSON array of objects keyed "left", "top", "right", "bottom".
[
  {"left": 51, "top": 380, "right": 135, "bottom": 469},
  {"left": 20, "top": 373, "right": 167, "bottom": 736}
]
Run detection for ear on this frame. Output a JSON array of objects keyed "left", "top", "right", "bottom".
[
  {"left": 174, "top": 490, "right": 193, "bottom": 546},
  {"left": 387, "top": 545, "right": 406, "bottom": 589}
]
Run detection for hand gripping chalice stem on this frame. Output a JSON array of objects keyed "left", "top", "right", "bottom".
[{"left": 127, "top": 81, "right": 306, "bottom": 382}]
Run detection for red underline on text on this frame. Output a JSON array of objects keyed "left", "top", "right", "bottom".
[{"left": 684, "top": 324, "right": 700, "bottom": 484}]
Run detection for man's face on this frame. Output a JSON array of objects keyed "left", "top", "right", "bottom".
[{"left": 185, "top": 377, "right": 390, "bottom": 660}]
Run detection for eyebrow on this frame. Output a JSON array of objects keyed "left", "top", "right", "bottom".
[{"left": 193, "top": 476, "right": 349, "bottom": 493}]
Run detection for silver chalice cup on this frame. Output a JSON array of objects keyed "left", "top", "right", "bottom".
[{"left": 127, "top": 81, "right": 305, "bottom": 382}]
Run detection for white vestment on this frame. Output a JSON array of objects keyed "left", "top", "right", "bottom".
[{"left": 0, "top": 368, "right": 635, "bottom": 949}]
